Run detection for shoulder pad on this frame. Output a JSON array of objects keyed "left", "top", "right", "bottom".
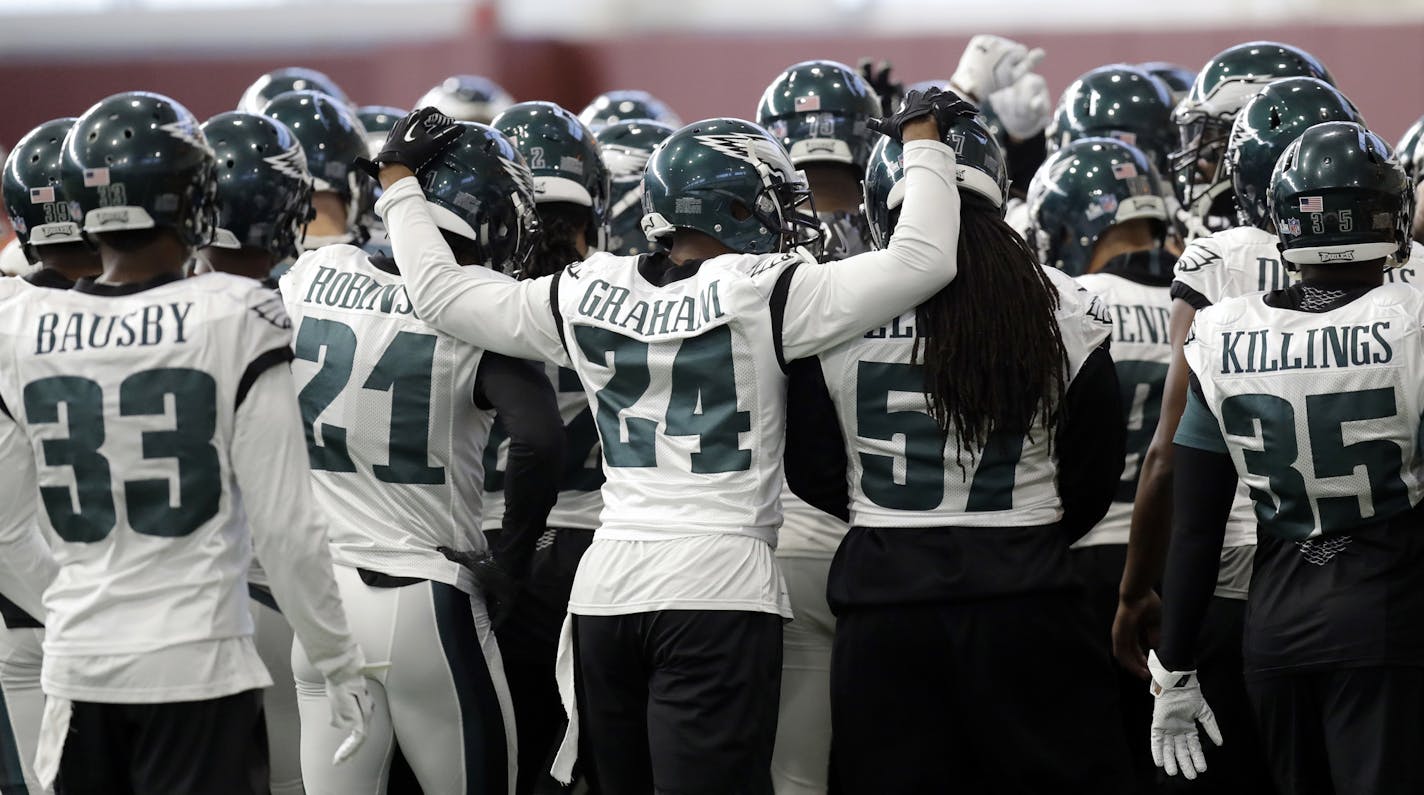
[{"left": 1175, "top": 236, "right": 1224, "bottom": 274}]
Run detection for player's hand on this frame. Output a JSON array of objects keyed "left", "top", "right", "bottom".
[
  {"left": 326, "top": 664, "right": 386, "bottom": 765},
  {"left": 356, "top": 106, "right": 463, "bottom": 182},
  {"left": 1148, "top": 650, "right": 1223, "bottom": 780},
  {"left": 988, "top": 73, "right": 1052, "bottom": 141},
  {"left": 438, "top": 546, "right": 520, "bottom": 629},
  {"left": 1112, "top": 588, "right": 1162, "bottom": 679},
  {"left": 950, "top": 34, "right": 1046, "bottom": 102},
  {"left": 869, "top": 88, "right": 978, "bottom": 143},
  {"left": 858, "top": 57, "right": 904, "bottom": 117}
]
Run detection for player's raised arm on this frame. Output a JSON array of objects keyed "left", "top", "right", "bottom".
[
  {"left": 367, "top": 109, "right": 569, "bottom": 365},
  {"left": 780, "top": 90, "right": 971, "bottom": 361}
]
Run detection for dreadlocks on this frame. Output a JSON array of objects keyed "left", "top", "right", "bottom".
[
  {"left": 523, "top": 201, "right": 591, "bottom": 279},
  {"left": 912, "top": 194, "right": 1068, "bottom": 461}
]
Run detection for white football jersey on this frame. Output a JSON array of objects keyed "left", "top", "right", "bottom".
[
  {"left": 1173, "top": 226, "right": 1291, "bottom": 306},
  {"left": 480, "top": 363, "right": 603, "bottom": 532},
  {"left": 1073, "top": 271, "right": 1172, "bottom": 547},
  {"left": 814, "top": 269, "right": 1112, "bottom": 528},
  {"left": 0, "top": 274, "right": 285, "bottom": 658},
  {"left": 282, "top": 246, "right": 494, "bottom": 591},
  {"left": 1184, "top": 285, "right": 1424, "bottom": 540}
]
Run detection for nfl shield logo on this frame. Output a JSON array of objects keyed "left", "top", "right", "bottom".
[{"left": 1283, "top": 218, "right": 1302, "bottom": 236}]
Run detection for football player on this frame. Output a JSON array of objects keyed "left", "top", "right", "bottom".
[
  {"left": 261, "top": 90, "right": 372, "bottom": 253},
  {"left": 578, "top": 89, "right": 681, "bottom": 133},
  {"left": 1114, "top": 75, "right": 1362, "bottom": 790},
  {"left": 595, "top": 119, "right": 674, "bottom": 257},
  {"left": 2, "top": 118, "right": 101, "bottom": 288},
  {"left": 792, "top": 116, "right": 1129, "bottom": 793},
  {"left": 0, "top": 90, "right": 372, "bottom": 795},
  {"left": 416, "top": 75, "right": 513, "bottom": 124},
  {"left": 1026, "top": 136, "right": 1174, "bottom": 790},
  {"left": 1395, "top": 114, "right": 1424, "bottom": 244},
  {"left": 1152, "top": 121, "right": 1423, "bottom": 794},
  {"left": 197, "top": 111, "right": 313, "bottom": 284},
  {"left": 283, "top": 117, "right": 563, "bottom": 794},
  {"left": 356, "top": 105, "right": 407, "bottom": 257},
  {"left": 369, "top": 92, "right": 971, "bottom": 794},
  {"left": 488, "top": 99, "right": 610, "bottom": 795},
  {"left": 755, "top": 57, "right": 878, "bottom": 794},
  {"left": 239, "top": 66, "right": 351, "bottom": 115}
]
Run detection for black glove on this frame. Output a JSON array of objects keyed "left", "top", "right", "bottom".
[
  {"left": 354, "top": 106, "right": 463, "bottom": 180},
  {"left": 437, "top": 546, "right": 519, "bottom": 629},
  {"left": 867, "top": 87, "right": 979, "bottom": 143},
  {"left": 858, "top": 57, "right": 904, "bottom": 117}
]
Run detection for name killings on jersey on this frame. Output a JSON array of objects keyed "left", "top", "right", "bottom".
[{"left": 1215, "top": 321, "right": 1393, "bottom": 375}]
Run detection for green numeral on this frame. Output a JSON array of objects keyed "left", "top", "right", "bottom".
[
  {"left": 483, "top": 367, "right": 604, "bottom": 494},
  {"left": 24, "top": 376, "right": 116, "bottom": 543},
  {"left": 293, "top": 318, "right": 358, "bottom": 473},
  {"left": 365, "top": 331, "right": 445, "bottom": 485},
  {"left": 120, "top": 368, "right": 221, "bottom": 537},
  {"left": 965, "top": 430, "right": 1026, "bottom": 512},
  {"left": 1114, "top": 360, "right": 1169, "bottom": 502},
  {"left": 856, "top": 361, "right": 944, "bottom": 510},
  {"left": 1221, "top": 393, "right": 1313, "bottom": 535},
  {"left": 575, "top": 325, "right": 657, "bottom": 468}
]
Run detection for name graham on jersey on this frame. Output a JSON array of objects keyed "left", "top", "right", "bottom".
[
  {"left": 1218, "top": 322, "right": 1393, "bottom": 374},
  {"left": 35, "top": 302, "right": 193, "bottom": 355},
  {"left": 577, "top": 278, "right": 725, "bottom": 334},
  {"left": 302, "top": 266, "right": 416, "bottom": 316}
]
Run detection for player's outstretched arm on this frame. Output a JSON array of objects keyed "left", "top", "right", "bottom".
[
  {"left": 0, "top": 412, "right": 57, "bottom": 619},
  {"left": 781, "top": 113, "right": 961, "bottom": 361}
]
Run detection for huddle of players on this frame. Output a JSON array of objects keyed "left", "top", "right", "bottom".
[{"left": 0, "top": 32, "right": 1421, "bottom": 795}]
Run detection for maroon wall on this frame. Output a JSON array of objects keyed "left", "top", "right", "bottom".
[{"left": 3, "top": 22, "right": 1422, "bottom": 149}]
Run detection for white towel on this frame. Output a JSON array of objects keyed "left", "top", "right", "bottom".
[
  {"left": 33, "top": 695, "right": 71, "bottom": 791},
  {"left": 550, "top": 613, "right": 579, "bottom": 784}
]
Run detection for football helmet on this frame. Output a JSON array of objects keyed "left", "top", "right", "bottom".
[
  {"left": 492, "top": 101, "right": 610, "bottom": 250},
  {"left": 1170, "top": 41, "right": 1332, "bottom": 221},
  {"left": 756, "top": 60, "right": 882, "bottom": 170},
  {"left": 1025, "top": 138, "right": 1169, "bottom": 276},
  {"left": 1271, "top": 121, "right": 1411, "bottom": 267},
  {"left": 416, "top": 75, "right": 513, "bottom": 124},
  {"left": 420, "top": 122, "right": 541, "bottom": 271},
  {"left": 239, "top": 67, "right": 350, "bottom": 115},
  {"left": 260, "top": 90, "right": 371, "bottom": 243},
  {"left": 1139, "top": 62, "right": 1196, "bottom": 105},
  {"left": 642, "top": 118, "right": 819, "bottom": 255},
  {"left": 356, "top": 105, "right": 407, "bottom": 158},
  {"left": 63, "top": 92, "right": 217, "bottom": 247},
  {"left": 1395, "top": 113, "right": 1424, "bottom": 185},
  {"left": 201, "top": 111, "right": 313, "bottom": 261},
  {"left": 863, "top": 112, "right": 1007, "bottom": 249},
  {"left": 3, "top": 118, "right": 83, "bottom": 250},
  {"left": 1048, "top": 64, "right": 1175, "bottom": 171},
  {"left": 595, "top": 119, "right": 675, "bottom": 256},
  {"left": 579, "top": 90, "right": 681, "bottom": 133},
  {"left": 909, "top": 79, "right": 1009, "bottom": 150},
  {"left": 1225, "top": 78, "right": 1363, "bottom": 229}
]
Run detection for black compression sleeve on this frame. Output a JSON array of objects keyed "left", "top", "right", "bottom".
[
  {"left": 474, "top": 353, "right": 565, "bottom": 580},
  {"left": 1157, "top": 444, "right": 1238, "bottom": 670},
  {"left": 783, "top": 357, "right": 850, "bottom": 522},
  {"left": 1054, "top": 345, "right": 1126, "bottom": 543}
]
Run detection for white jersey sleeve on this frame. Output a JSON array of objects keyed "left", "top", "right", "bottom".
[
  {"left": 373, "top": 177, "right": 570, "bottom": 367},
  {"left": 780, "top": 139, "right": 962, "bottom": 361}
]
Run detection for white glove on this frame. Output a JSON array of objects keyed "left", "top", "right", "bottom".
[
  {"left": 1148, "top": 649, "right": 1223, "bottom": 780},
  {"left": 987, "top": 73, "right": 1051, "bottom": 141},
  {"left": 950, "top": 34, "right": 1046, "bottom": 102},
  {"left": 326, "top": 664, "right": 387, "bottom": 765}
]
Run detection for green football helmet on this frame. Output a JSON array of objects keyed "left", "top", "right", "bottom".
[
  {"left": 201, "top": 111, "right": 313, "bottom": 261},
  {"left": 1139, "top": 62, "right": 1196, "bottom": 105},
  {"left": 595, "top": 119, "right": 675, "bottom": 256},
  {"left": 1225, "top": 77, "right": 1363, "bottom": 229},
  {"left": 416, "top": 75, "right": 513, "bottom": 124},
  {"left": 239, "top": 67, "right": 350, "bottom": 115},
  {"left": 63, "top": 91, "right": 217, "bottom": 247},
  {"left": 1395, "top": 113, "right": 1424, "bottom": 185},
  {"left": 356, "top": 105, "right": 406, "bottom": 157},
  {"left": 261, "top": 90, "right": 371, "bottom": 243},
  {"left": 419, "top": 122, "right": 541, "bottom": 272},
  {"left": 863, "top": 113, "right": 1008, "bottom": 249},
  {"left": 492, "top": 101, "right": 610, "bottom": 250},
  {"left": 1271, "top": 121, "right": 1411, "bottom": 267},
  {"left": 756, "top": 60, "right": 882, "bottom": 170},
  {"left": 1170, "top": 41, "right": 1332, "bottom": 222},
  {"left": 3, "top": 118, "right": 83, "bottom": 250},
  {"left": 579, "top": 90, "right": 681, "bottom": 133},
  {"left": 1048, "top": 64, "right": 1176, "bottom": 171},
  {"left": 642, "top": 117, "right": 819, "bottom": 255},
  {"left": 1025, "top": 138, "right": 1169, "bottom": 276}
]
